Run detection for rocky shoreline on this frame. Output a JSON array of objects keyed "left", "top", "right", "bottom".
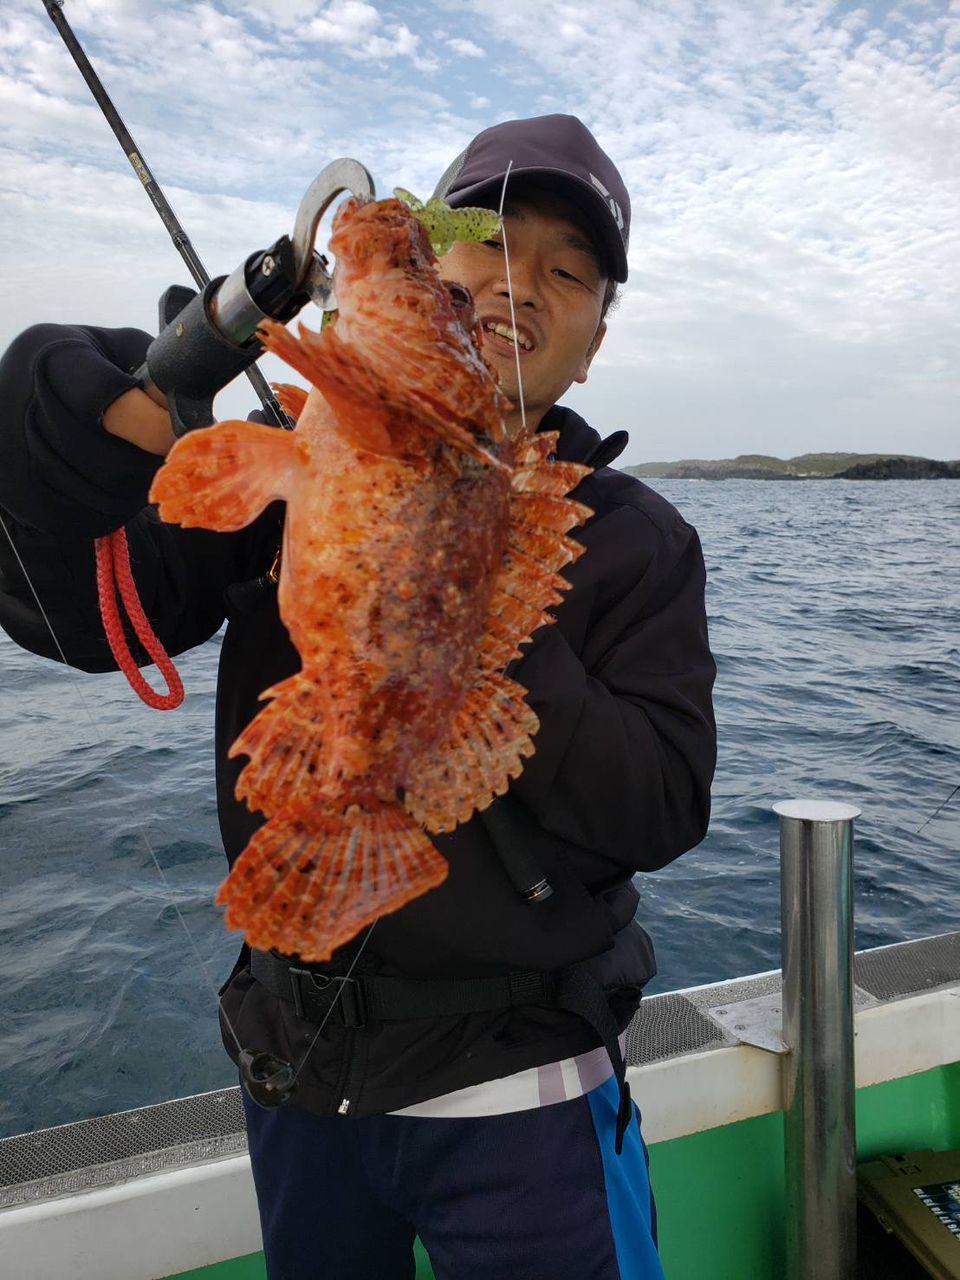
[{"left": 627, "top": 452, "right": 960, "bottom": 481}]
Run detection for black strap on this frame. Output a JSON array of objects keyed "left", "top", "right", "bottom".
[
  {"left": 250, "top": 950, "right": 553, "bottom": 1025},
  {"left": 553, "top": 967, "right": 633, "bottom": 1155},
  {"left": 249, "top": 949, "right": 633, "bottom": 1155}
]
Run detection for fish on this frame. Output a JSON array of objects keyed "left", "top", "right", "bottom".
[{"left": 149, "top": 194, "right": 592, "bottom": 962}]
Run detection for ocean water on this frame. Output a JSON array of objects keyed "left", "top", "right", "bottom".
[{"left": 1, "top": 479, "right": 958, "bottom": 1139}]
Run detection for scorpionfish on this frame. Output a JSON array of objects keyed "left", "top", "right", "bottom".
[{"left": 150, "top": 195, "right": 591, "bottom": 962}]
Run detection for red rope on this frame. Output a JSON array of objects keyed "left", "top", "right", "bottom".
[{"left": 95, "top": 528, "right": 184, "bottom": 711}]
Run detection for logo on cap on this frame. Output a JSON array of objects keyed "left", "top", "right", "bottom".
[{"left": 589, "top": 173, "right": 624, "bottom": 234}]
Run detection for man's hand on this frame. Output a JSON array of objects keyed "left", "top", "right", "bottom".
[{"left": 102, "top": 383, "right": 176, "bottom": 456}]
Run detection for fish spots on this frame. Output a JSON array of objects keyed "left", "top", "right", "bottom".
[{"left": 210, "top": 196, "right": 585, "bottom": 962}]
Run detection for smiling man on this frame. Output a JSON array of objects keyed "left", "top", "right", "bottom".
[
  {"left": 442, "top": 184, "right": 608, "bottom": 432},
  {"left": 437, "top": 119, "right": 621, "bottom": 436},
  {"left": 0, "top": 115, "right": 716, "bottom": 1279},
  {"left": 236, "top": 116, "right": 717, "bottom": 1279}
]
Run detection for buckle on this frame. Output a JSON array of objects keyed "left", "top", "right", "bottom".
[{"left": 288, "top": 967, "right": 366, "bottom": 1028}]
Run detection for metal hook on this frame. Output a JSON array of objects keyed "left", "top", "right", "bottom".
[{"left": 291, "top": 158, "right": 376, "bottom": 308}]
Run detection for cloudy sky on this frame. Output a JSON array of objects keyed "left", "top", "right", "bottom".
[{"left": 1, "top": 0, "right": 958, "bottom": 465}]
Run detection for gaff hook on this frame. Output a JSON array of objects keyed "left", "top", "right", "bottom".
[{"left": 291, "top": 158, "right": 376, "bottom": 305}]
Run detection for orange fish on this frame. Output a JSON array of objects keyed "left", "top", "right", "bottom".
[{"left": 149, "top": 195, "right": 591, "bottom": 961}]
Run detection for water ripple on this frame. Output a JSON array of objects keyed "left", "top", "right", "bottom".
[{"left": 1, "top": 482, "right": 959, "bottom": 1135}]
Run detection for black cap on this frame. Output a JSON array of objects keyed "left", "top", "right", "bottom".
[{"left": 432, "top": 114, "right": 630, "bottom": 283}]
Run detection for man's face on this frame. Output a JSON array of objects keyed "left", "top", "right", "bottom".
[{"left": 438, "top": 187, "right": 608, "bottom": 434}]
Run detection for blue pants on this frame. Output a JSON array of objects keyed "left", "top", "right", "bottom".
[{"left": 242, "top": 1073, "right": 664, "bottom": 1280}]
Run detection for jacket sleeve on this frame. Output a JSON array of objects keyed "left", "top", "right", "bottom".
[
  {"left": 0, "top": 323, "right": 278, "bottom": 672},
  {"left": 508, "top": 499, "right": 717, "bottom": 882}
]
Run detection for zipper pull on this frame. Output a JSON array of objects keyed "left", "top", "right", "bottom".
[{"left": 337, "top": 1098, "right": 351, "bottom": 1115}]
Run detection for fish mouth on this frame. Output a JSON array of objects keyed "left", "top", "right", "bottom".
[{"left": 479, "top": 314, "right": 538, "bottom": 355}]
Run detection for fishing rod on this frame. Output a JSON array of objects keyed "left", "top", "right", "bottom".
[
  {"left": 41, "top": 0, "right": 284, "bottom": 428},
  {"left": 27, "top": 3, "right": 385, "bottom": 1103},
  {"left": 41, "top": 0, "right": 373, "bottom": 436}
]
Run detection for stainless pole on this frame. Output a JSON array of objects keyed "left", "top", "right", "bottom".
[{"left": 774, "top": 798, "right": 860, "bottom": 1280}]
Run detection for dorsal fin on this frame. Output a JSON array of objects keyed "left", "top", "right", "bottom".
[{"left": 403, "top": 443, "right": 593, "bottom": 832}]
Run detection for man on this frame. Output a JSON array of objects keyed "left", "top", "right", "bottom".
[{"left": 0, "top": 115, "right": 715, "bottom": 1278}]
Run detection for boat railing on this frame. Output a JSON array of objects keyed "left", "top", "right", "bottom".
[{"left": 776, "top": 798, "right": 860, "bottom": 1280}]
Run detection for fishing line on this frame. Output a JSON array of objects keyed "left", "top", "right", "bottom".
[
  {"left": 915, "top": 782, "right": 960, "bottom": 836},
  {"left": 2, "top": 504, "right": 380, "bottom": 1092},
  {"left": 0, "top": 507, "right": 245, "bottom": 1057},
  {"left": 0, "top": 511, "right": 76, "bottom": 675},
  {"left": 497, "top": 161, "right": 528, "bottom": 434},
  {"left": 290, "top": 919, "right": 377, "bottom": 1089}
]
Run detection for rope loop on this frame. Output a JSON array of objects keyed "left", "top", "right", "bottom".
[{"left": 95, "top": 527, "right": 184, "bottom": 710}]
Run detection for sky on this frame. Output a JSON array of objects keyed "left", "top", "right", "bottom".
[{"left": 1, "top": 0, "right": 958, "bottom": 466}]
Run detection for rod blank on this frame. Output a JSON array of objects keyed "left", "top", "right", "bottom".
[{"left": 42, "top": 0, "right": 286, "bottom": 426}]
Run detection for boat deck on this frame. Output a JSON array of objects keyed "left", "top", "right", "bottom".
[{"left": 3, "top": 932, "right": 959, "bottom": 1279}]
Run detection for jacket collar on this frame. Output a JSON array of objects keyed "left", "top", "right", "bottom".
[{"left": 539, "top": 405, "right": 629, "bottom": 470}]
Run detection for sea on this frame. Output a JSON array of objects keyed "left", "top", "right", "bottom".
[{"left": 1, "top": 478, "right": 958, "bottom": 1140}]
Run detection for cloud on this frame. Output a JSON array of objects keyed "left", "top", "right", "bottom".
[
  {"left": 234, "top": 0, "right": 440, "bottom": 70},
  {"left": 446, "top": 36, "right": 485, "bottom": 57},
  {"left": 451, "top": 0, "right": 960, "bottom": 459},
  {"left": 3, "top": 0, "right": 958, "bottom": 462}
]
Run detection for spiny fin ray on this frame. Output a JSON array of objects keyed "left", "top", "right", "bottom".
[
  {"left": 150, "top": 422, "right": 305, "bottom": 530},
  {"left": 406, "top": 674, "right": 539, "bottom": 832},
  {"left": 272, "top": 383, "right": 309, "bottom": 423},
  {"left": 217, "top": 806, "right": 448, "bottom": 962}
]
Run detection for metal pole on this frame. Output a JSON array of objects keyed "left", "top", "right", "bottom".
[{"left": 774, "top": 798, "right": 860, "bottom": 1280}]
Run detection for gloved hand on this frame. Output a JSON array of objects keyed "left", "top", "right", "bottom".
[{"left": 0, "top": 322, "right": 166, "bottom": 534}]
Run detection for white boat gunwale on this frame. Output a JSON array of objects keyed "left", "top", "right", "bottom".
[{"left": 2, "top": 930, "right": 958, "bottom": 1280}]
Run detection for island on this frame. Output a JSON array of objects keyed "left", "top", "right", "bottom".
[{"left": 625, "top": 452, "right": 960, "bottom": 480}]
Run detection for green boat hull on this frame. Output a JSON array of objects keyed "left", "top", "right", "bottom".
[
  {"left": 5, "top": 934, "right": 957, "bottom": 1280},
  {"left": 166, "top": 1063, "right": 960, "bottom": 1280}
]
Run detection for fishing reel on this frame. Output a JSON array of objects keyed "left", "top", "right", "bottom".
[
  {"left": 239, "top": 1048, "right": 298, "bottom": 1109},
  {"left": 136, "top": 159, "right": 375, "bottom": 436}
]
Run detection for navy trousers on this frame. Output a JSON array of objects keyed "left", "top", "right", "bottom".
[{"left": 241, "top": 1073, "right": 664, "bottom": 1280}]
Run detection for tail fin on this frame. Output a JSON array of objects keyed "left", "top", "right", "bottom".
[{"left": 217, "top": 805, "right": 448, "bottom": 960}]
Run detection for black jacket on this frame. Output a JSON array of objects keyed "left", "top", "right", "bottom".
[{"left": 0, "top": 323, "right": 716, "bottom": 1117}]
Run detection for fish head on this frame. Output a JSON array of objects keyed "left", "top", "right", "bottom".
[
  {"left": 329, "top": 195, "right": 435, "bottom": 278},
  {"left": 325, "top": 197, "right": 509, "bottom": 457}
]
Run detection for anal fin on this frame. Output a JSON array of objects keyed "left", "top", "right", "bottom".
[
  {"left": 230, "top": 674, "right": 327, "bottom": 815},
  {"left": 405, "top": 673, "right": 539, "bottom": 832}
]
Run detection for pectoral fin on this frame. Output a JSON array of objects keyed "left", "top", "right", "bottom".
[{"left": 150, "top": 422, "right": 308, "bottom": 531}]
